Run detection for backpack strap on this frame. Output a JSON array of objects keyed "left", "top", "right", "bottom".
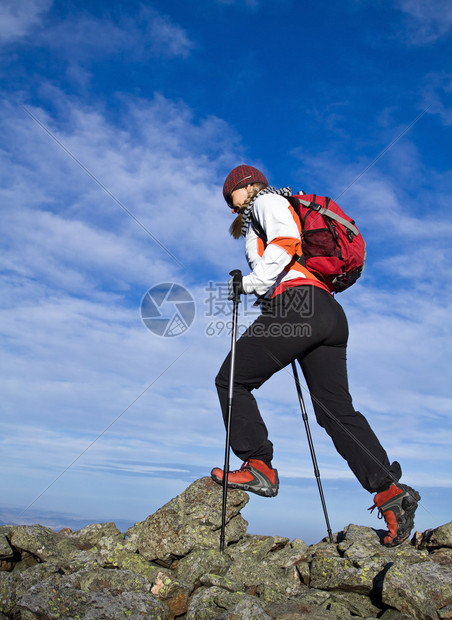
[
  {"left": 250, "top": 213, "right": 267, "bottom": 243},
  {"left": 298, "top": 197, "right": 359, "bottom": 237}
]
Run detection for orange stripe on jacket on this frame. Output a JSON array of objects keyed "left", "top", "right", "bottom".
[
  {"left": 256, "top": 236, "right": 266, "bottom": 257},
  {"left": 269, "top": 235, "right": 301, "bottom": 257}
]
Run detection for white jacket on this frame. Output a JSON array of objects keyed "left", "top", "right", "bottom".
[{"left": 241, "top": 193, "right": 323, "bottom": 297}]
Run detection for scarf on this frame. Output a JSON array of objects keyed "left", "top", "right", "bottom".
[{"left": 240, "top": 186, "right": 293, "bottom": 237}]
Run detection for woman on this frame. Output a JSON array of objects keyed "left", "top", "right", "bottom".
[{"left": 211, "top": 164, "right": 420, "bottom": 547}]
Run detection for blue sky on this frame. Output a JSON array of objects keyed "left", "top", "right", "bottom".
[{"left": 1, "top": 0, "right": 451, "bottom": 544}]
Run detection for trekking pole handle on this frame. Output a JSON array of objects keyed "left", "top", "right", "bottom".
[{"left": 228, "top": 269, "right": 243, "bottom": 303}]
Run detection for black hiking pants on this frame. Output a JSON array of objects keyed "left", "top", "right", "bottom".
[{"left": 215, "top": 285, "right": 400, "bottom": 494}]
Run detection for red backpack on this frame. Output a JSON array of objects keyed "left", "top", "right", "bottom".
[
  {"left": 251, "top": 193, "right": 366, "bottom": 293},
  {"left": 289, "top": 194, "right": 366, "bottom": 293}
]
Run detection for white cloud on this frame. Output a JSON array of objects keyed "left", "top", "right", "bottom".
[
  {"left": 0, "top": 93, "right": 250, "bottom": 526},
  {"left": 2, "top": 88, "right": 451, "bottom": 534},
  {"left": 29, "top": 6, "right": 194, "bottom": 61},
  {"left": 2, "top": 207, "right": 170, "bottom": 295},
  {"left": 2, "top": 94, "right": 241, "bottom": 280},
  {"left": 143, "top": 7, "right": 195, "bottom": 58},
  {"left": 423, "top": 72, "right": 452, "bottom": 126},
  {"left": 0, "top": 0, "right": 52, "bottom": 44},
  {"left": 396, "top": 0, "right": 452, "bottom": 43}
]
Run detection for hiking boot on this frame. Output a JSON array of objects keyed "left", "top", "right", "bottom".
[
  {"left": 211, "top": 459, "right": 279, "bottom": 497},
  {"left": 369, "top": 483, "right": 421, "bottom": 547}
]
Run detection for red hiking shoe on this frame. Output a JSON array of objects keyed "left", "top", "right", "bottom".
[
  {"left": 211, "top": 459, "right": 279, "bottom": 497},
  {"left": 369, "top": 483, "right": 420, "bottom": 547}
]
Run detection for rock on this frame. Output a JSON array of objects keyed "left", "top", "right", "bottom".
[
  {"left": 295, "top": 588, "right": 332, "bottom": 606},
  {"left": 123, "top": 520, "right": 144, "bottom": 552},
  {"left": 223, "top": 595, "right": 273, "bottom": 619},
  {"left": 306, "top": 539, "right": 341, "bottom": 562},
  {"left": 378, "top": 610, "right": 415, "bottom": 619},
  {"left": 0, "top": 573, "right": 15, "bottom": 615},
  {"left": 97, "top": 544, "right": 164, "bottom": 581},
  {"left": 420, "top": 521, "right": 452, "bottom": 549},
  {"left": 382, "top": 560, "right": 452, "bottom": 619},
  {"left": 10, "top": 552, "right": 40, "bottom": 573},
  {"left": 340, "top": 523, "right": 383, "bottom": 545},
  {"left": 175, "top": 547, "right": 231, "bottom": 588},
  {"left": 223, "top": 534, "right": 306, "bottom": 602},
  {"left": 200, "top": 572, "right": 243, "bottom": 592},
  {"left": 225, "top": 535, "right": 309, "bottom": 592},
  {"left": 0, "top": 562, "right": 62, "bottom": 615},
  {"left": 15, "top": 585, "right": 169, "bottom": 619},
  {"left": 9, "top": 525, "right": 57, "bottom": 562},
  {"left": 66, "top": 521, "right": 122, "bottom": 549},
  {"left": 130, "top": 477, "right": 248, "bottom": 566},
  {"left": 8, "top": 522, "right": 124, "bottom": 570},
  {"left": 431, "top": 548, "right": 452, "bottom": 567},
  {"left": 148, "top": 570, "right": 191, "bottom": 617},
  {"left": 11, "top": 566, "right": 169, "bottom": 619},
  {"left": 340, "top": 523, "right": 427, "bottom": 567},
  {"left": 268, "top": 538, "right": 309, "bottom": 569},
  {"left": 263, "top": 596, "right": 338, "bottom": 619},
  {"left": 0, "top": 534, "right": 14, "bottom": 562},
  {"left": 186, "top": 585, "right": 242, "bottom": 620},
  {"left": 8, "top": 524, "right": 88, "bottom": 566},
  {"left": 67, "top": 566, "right": 152, "bottom": 593},
  {"left": 53, "top": 548, "right": 102, "bottom": 573},
  {"left": 327, "top": 590, "right": 382, "bottom": 617},
  {"left": 2, "top": 479, "right": 452, "bottom": 620},
  {"left": 226, "top": 534, "right": 284, "bottom": 563},
  {"left": 310, "top": 555, "right": 376, "bottom": 594}
]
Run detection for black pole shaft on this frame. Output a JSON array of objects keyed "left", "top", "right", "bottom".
[
  {"left": 220, "top": 272, "right": 241, "bottom": 553},
  {"left": 291, "top": 361, "right": 334, "bottom": 543}
]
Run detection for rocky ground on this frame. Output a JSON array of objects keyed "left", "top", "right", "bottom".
[{"left": 1, "top": 477, "right": 451, "bottom": 619}]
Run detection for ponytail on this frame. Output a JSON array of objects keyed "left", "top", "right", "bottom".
[{"left": 228, "top": 182, "right": 266, "bottom": 239}]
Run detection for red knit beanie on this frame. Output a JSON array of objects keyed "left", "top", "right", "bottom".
[{"left": 223, "top": 165, "right": 268, "bottom": 206}]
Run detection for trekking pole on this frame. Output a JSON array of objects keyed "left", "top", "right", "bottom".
[
  {"left": 291, "top": 361, "right": 334, "bottom": 543},
  {"left": 220, "top": 270, "right": 242, "bottom": 553}
]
